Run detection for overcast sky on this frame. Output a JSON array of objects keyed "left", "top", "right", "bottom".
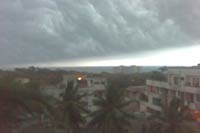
[{"left": 1, "top": 0, "right": 200, "bottom": 67}]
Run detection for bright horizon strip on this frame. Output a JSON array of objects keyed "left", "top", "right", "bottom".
[
  {"left": 19, "top": 44, "right": 200, "bottom": 67},
  {"left": 82, "top": 45, "right": 200, "bottom": 66}
]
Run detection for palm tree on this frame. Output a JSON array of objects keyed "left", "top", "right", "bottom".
[
  {"left": 55, "top": 81, "right": 87, "bottom": 133},
  {"left": 0, "top": 78, "right": 54, "bottom": 132},
  {"left": 88, "top": 85, "right": 134, "bottom": 133},
  {"left": 148, "top": 98, "right": 195, "bottom": 133}
]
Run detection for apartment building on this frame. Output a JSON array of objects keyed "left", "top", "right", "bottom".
[
  {"left": 126, "top": 86, "right": 146, "bottom": 112},
  {"left": 62, "top": 74, "right": 107, "bottom": 111},
  {"left": 142, "top": 66, "right": 200, "bottom": 118}
]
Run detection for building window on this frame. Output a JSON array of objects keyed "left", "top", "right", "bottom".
[
  {"left": 94, "top": 82, "right": 99, "bottom": 84},
  {"left": 185, "top": 76, "right": 192, "bottom": 86},
  {"left": 180, "top": 77, "right": 184, "bottom": 81},
  {"left": 148, "top": 86, "right": 158, "bottom": 93},
  {"left": 178, "top": 91, "right": 184, "bottom": 99},
  {"left": 185, "top": 82, "right": 191, "bottom": 86},
  {"left": 173, "top": 77, "right": 180, "bottom": 85},
  {"left": 186, "top": 93, "right": 194, "bottom": 102},
  {"left": 148, "top": 86, "right": 152, "bottom": 92},
  {"left": 152, "top": 97, "right": 161, "bottom": 106},
  {"left": 101, "top": 81, "right": 105, "bottom": 85},
  {"left": 192, "top": 78, "right": 199, "bottom": 87},
  {"left": 156, "top": 88, "right": 160, "bottom": 94},
  {"left": 90, "top": 80, "right": 93, "bottom": 84},
  {"left": 140, "top": 93, "right": 148, "bottom": 102},
  {"left": 161, "top": 88, "right": 168, "bottom": 95},
  {"left": 177, "top": 91, "right": 181, "bottom": 96},
  {"left": 170, "top": 90, "right": 176, "bottom": 97},
  {"left": 196, "top": 94, "right": 200, "bottom": 102}
]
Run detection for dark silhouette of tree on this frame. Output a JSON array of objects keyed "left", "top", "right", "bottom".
[
  {"left": 55, "top": 81, "right": 87, "bottom": 133},
  {"left": 159, "top": 66, "right": 168, "bottom": 72},
  {"left": 148, "top": 98, "right": 195, "bottom": 133},
  {"left": 0, "top": 78, "right": 54, "bottom": 132},
  {"left": 148, "top": 71, "right": 167, "bottom": 81},
  {"left": 89, "top": 85, "right": 134, "bottom": 133}
]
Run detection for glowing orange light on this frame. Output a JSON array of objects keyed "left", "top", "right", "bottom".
[
  {"left": 193, "top": 110, "right": 200, "bottom": 122},
  {"left": 77, "top": 77, "right": 82, "bottom": 81}
]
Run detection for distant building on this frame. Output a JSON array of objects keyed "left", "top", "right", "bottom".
[
  {"left": 15, "top": 77, "right": 30, "bottom": 84},
  {"left": 141, "top": 65, "right": 200, "bottom": 121},
  {"left": 87, "top": 77, "right": 107, "bottom": 88},
  {"left": 113, "top": 65, "right": 142, "bottom": 74}
]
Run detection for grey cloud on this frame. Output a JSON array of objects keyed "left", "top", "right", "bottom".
[
  {"left": 0, "top": 0, "right": 197, "bottom": 67},
  {"left": 156, "top": 0, "right": 200, "bottom": 38}
]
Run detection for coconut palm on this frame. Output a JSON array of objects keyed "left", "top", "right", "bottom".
[
  {"left": 55, "top": 81, "right": 88, "bottom": 133},
  {"left": 148, "top": 98, "right": 195, "bottom": 133},
  {"left": 88, "top": 85, "right": 134, "bottom": 133}
]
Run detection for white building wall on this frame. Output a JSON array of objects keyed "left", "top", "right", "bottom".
[
  {"left": 15, "top": 78, "right": 30, "bottom": 84},
  {"left": 41, "top": 85, "right": 65, "bottom": 100},
  {"left": 144, "top": 67, "right": 200, "bottom": 112},
  {"left": 86, "top": 77, "right": 107, "bottom": 87}
]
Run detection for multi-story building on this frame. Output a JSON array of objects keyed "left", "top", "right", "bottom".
[
  {"left": 113, "top": 65, "right": 142, "bottom": 74},
  {"left": 15, "top": 77, "right": 30, "bottom": 84},
  {"left": 42, "top": 74, "right": 107, "bottom": 113},
  {"left": 142, "top": 66, "right": 200, "bottom": 119},
  {"left": 62, "top": 74, "right": 107, "bottom": 112},
  {"left": 126, "top": 86, "right": 146, "bottom": 112}
]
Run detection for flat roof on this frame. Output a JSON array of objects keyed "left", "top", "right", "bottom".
[{"left": 167, "top": 66, "right": 200, "bottom": 69}]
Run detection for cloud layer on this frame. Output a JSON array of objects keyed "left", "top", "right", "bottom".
[{"left": 0, "top": 0, "right": 198, "bottom": 67}]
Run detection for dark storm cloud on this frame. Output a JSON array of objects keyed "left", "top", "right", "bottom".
[{"left": 0, "top": 0, "right": 197, "bottom": 66}]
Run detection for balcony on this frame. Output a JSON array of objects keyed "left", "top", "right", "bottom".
[
  {"left": 79, "top": 85, "right": 105, "bottom": 92},
  {"left": 146, "top": 80, "right": 200, "bottom": 94},
  {"left": 146, "top": 80, "right": 169, "bottom": 89},
  {"left": 182, "top": 86, "right": 200, "bottom": 94},
  {"left": 146, "top": 102, "right": 162, "bottom": 112}
]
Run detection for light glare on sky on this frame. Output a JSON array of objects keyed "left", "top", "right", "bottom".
[{"left": 27, "top": 44, "right": 200, "bottom": 67}]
